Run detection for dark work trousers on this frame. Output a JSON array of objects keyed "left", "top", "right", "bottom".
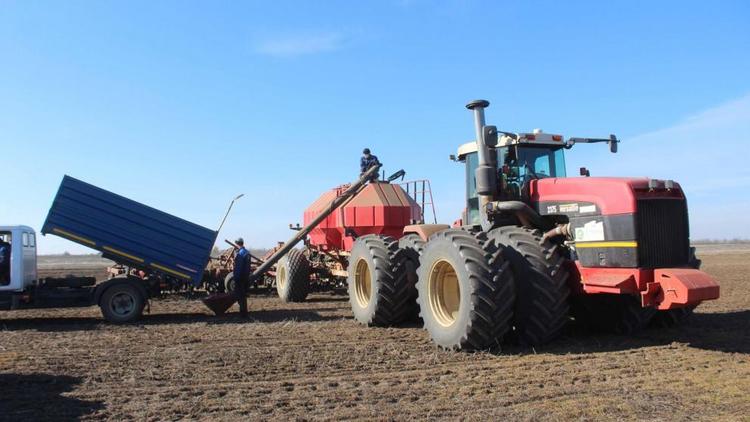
[{"left": 235, "top": 275, "right": 249, "bottom": 316}]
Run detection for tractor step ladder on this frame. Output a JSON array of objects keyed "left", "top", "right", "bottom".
[{"left": 401, "top": 179, "right": 437, "bottom": 224}]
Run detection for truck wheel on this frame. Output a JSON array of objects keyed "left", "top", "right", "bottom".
[
  {"left": 486, "top": 226, "right": 570, "bottom": 346},
  {"left": 572, "top": 294, "right": 656, "bottom": 334},
  {"left": 348, "top": 235, "right": 413, "bottom": 326},
  {"left": 416, "top": 229, "right": 515, "bottom": 350},
  {"left": 276, "top": 248, "right": 310, "bottom": 302},
  {"left": 224, "top": 273, "right": 235, "bottom": 294},
  {"left": 99, "top": 283, "right": 146, "bottom": 323},
  {"left": 393, "top": 234, "right": 426, "bottom": 321}
]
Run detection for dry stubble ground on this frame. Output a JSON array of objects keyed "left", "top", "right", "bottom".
[{"left": 0, "top": 249, "right": 748, "bottom": 421}]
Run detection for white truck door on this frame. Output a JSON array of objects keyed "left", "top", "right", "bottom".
[{"left": 23, "top": 231, "right": 37, "bottom": 287}]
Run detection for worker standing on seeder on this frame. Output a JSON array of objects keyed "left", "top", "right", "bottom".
[
  {"left": 233, "top": 237, "right": 251, "bottom": 318},
  {"left": 360, "top": 148, "right": 381, "bottom": 181}
]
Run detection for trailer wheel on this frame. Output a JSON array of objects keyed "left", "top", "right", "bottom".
[
  {"left": 393, "top": 234, "right": 426, "bottom": 321},
  {"left": 571, "top": 294, "right": 656, "bottom": 334},
  {"left": 99, "top": 283, "right": 146, "bottom": 323},
  {"left": 347, "top": 235, "right": 412, "bottom": 326},
  {"left": 416, "top": 229, "right": 515, "bottom": 350},
  {"left": 276, "top": 248, "right": 310, "bottom": 302},
  {"left": 486, "top": 226, "right": 570, "bottom": 346},
  {"left": 224, "top": 273, "right": 235, "bottom": 294}
]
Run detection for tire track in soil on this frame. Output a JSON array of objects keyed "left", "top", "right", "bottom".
[{"left": 1, "top": 253, "right": 749, "bottom": 420}]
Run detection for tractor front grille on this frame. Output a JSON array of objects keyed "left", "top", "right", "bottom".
[{"left": 636, "top": 198, "right": 690, "bottom": 268}]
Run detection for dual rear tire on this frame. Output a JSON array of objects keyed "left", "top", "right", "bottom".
[
  {"left": 347, "top": 235, "right": 418, "bottom": 325},
  {"left": 349, "top": 227, "right": 571, "bottom": 351},
  {"left": 414, "top": 227, "right": 569, "bottom": 350},
  {"left": 415, "top": 229, "right": 515, "bottom": 350}
]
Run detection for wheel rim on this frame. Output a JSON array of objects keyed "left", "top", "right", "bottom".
[
  {"left": 354, "top": 258, "right": 372, "bottom": 308},
  {"left": 110, "top": 292, "right": 136, "bottom": 316},
  {"left": 428, "top": 259, "right": 460, "bottom": 327},
  {"left": 277, "top": 265, "right": 287, "bottom": 290}
]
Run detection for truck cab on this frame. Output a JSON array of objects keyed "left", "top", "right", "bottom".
[{"left": 0, "top": 225, "right": 38, "bottom": 292}]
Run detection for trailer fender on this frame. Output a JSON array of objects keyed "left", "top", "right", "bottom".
[{"left": 94, "top": 276, "right": 150, "bottom": 305}]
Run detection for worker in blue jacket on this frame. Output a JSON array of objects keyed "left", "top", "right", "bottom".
[
  {"left": 360, "top": 148, "right": 380, "bottom": 181},
  {"left": 0, "top": 237, "right": 10, "bottom": 285},
  {"left": 233, "top": 237, "right": 251, "bottom": 317}
]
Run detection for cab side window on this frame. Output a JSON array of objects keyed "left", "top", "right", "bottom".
[
  {"left": 29, "top": 233, "right": 36, "bottom": 248},
  {"left": 22, "top": 233, "right": 29, "bottom": 248}
]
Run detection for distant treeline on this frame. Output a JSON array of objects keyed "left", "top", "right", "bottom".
[{"left": 693, "top": 239, "right": 750, "bottom": 244}]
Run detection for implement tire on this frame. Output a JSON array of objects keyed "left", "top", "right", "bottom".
[
  {"left": 99, "top": 283, "right": 146, "bottom": 323},
  {"left": 348, "top": 235, "right": 413, "bottom": 325},
  {"left": 276, "top": 248, "right": 310, "bottom": 302},
  {"left": 224, "top": 273, "right": 235, "bottom": 294},
  {"left": 486, "top": 226, "right": 570, "bottom": 346},
  {"left": 416, "top": 229, "right": 515, "bottom": 350}
]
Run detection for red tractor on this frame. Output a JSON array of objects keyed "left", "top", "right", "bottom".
[{"left": 277, "top": 99, "right": 720, "bottom": 350}]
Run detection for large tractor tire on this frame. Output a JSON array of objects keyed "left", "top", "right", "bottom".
[
  {"left": 571, "top": 294, "right": 656, "bottom": 334},
  {"left": 348, "top": 235, "right": 414, "bottom": 325},
  {"left": 99, "top": 283, "right": 146, "bottom": 323},
  {"left": 398, "top": 233, "right": 426, "bottom": 261},
  {"left": 486, "top": 226, "right": 570, "bottom": 346},
  {"left": 416, "top": 229, "right": 515, "bottom": 350},
  {"left": 393, "top": 234, "right": 427, "bottom": 321},
  {"left": 276, "top": 248, "right": 310, "bottom": 302}
]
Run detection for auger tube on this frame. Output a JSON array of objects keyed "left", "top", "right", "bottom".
[{"left": 249, "top": 164, "right": 382, "bottom": 281}]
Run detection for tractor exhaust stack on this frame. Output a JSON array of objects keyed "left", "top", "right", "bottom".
[{"left": 466, "top": 99, "right": 498, "bottom": 229}]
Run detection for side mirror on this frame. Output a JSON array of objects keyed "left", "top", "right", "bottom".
[
  {"left": 609, "top": 134, "right": 618, "bottom": 153},
  {"left": 449, "top": 154, "right": 456, "bottom": 161},
  {"left": 483, "top": 125, "right": 498, "bottom": 147},
  {"left": 579, "top": 167, "right": 591, "bottom": 177}
]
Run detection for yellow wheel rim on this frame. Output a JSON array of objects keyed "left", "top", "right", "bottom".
[
  {"left": 428, "top": 259, "right": 461, "bottom": 327},
  {"left": 277, "top": 265, "right": 287, "bottom": 290},
  {"left": 354, "top": 259, "right": 372, "bottom": 308}
]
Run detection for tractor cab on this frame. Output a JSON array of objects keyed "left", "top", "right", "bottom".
[{"left": 457, "top": 130, "right": 568, "bottom": 225}]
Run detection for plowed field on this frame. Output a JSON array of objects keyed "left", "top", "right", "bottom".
[{"left": 1, "top": 250, "right": 748, "bottom": 420}]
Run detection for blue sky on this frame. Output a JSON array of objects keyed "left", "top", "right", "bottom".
[{"left": 1, "top": 1, "right": 748, "bottom": 254}]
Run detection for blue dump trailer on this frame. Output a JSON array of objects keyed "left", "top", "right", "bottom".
[
  {"left": 43, "top": 175, "right": 216, "bottom": 286},
  {"left": 0, "top": 175, "right": 217, "bottom": 323}
]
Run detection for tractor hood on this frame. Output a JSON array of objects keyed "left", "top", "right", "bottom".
[
  {"left": 529, "top": 177, "right": 685, "bottom": 216},
  {"left": 528, "top": 177, "right": 690, "bottom": 270}
]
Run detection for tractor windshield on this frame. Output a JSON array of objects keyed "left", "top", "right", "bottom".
[
  {"left": 501, "top": 145, "right": 566, "bottom": 180},
  {"left": 464, "top": 145, "right": 566, "bottom": 225}
]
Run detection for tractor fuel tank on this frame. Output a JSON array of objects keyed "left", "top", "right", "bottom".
[{"left": 304, "top": 182, "right": 422, "bottom": 251}]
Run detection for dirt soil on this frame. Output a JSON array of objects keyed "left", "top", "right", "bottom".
[{"left": 2, "top": 252, "right": 748, "bottom": 421}]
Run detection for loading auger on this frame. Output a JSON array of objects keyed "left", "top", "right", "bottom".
[{"left": 202, "top": 163, "right": 384, "bottom": 314}]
